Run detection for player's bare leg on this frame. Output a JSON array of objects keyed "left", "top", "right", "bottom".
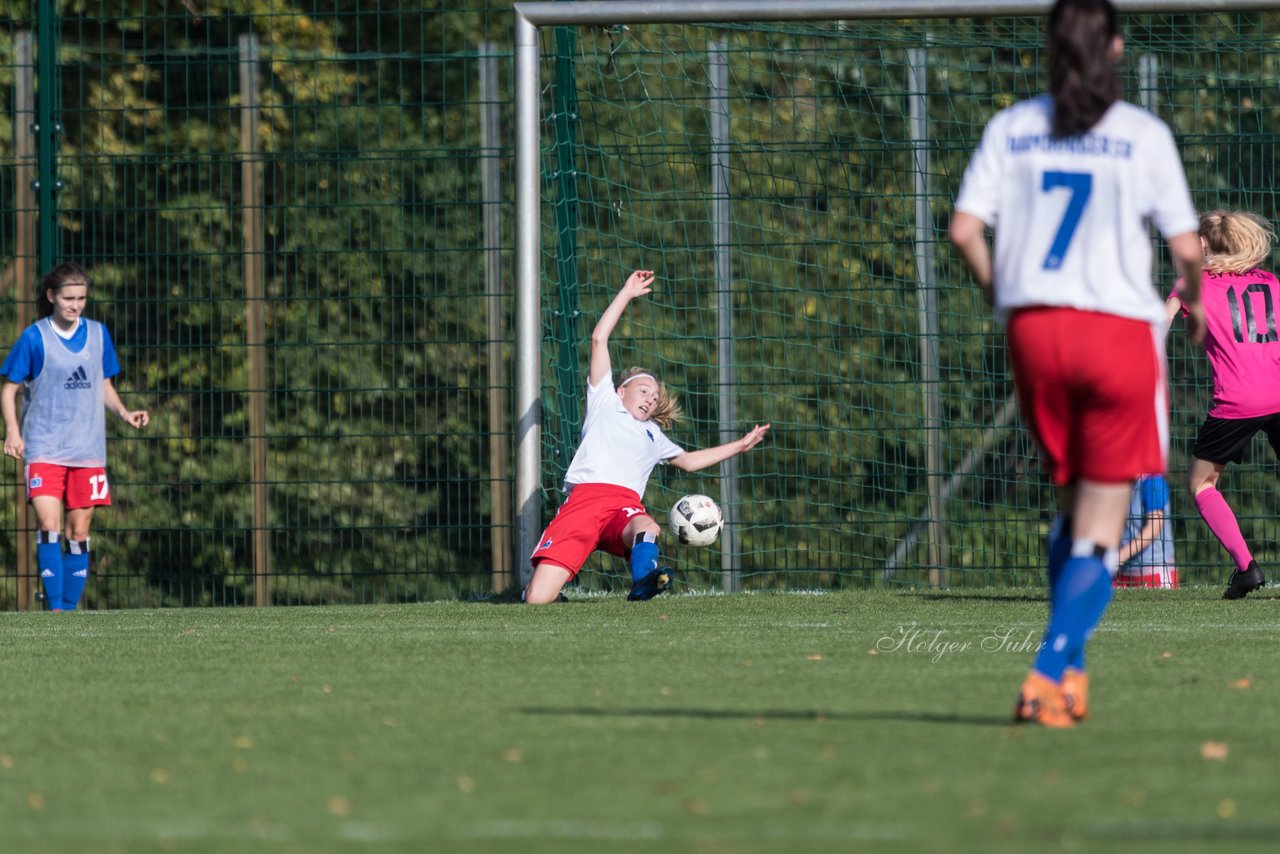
[
  {"left": 65, "top": 506, "right": 94, "bottom": 542},
  {"left": 33, "top": 495, "right": 64, "bottom": 535},
  {"left": 1069, "top": 481, "right": 1129, "bottom": 550},
  {"left": 1188, "top": 456, "right": 1226, "bottom": 496},
  {"left": 524, "top": 562, "right": 572, "bottom": 604}
]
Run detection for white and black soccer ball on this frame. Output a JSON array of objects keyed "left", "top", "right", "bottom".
[{"left": 668, "top": 494, "right": 723, "bottom": 547}]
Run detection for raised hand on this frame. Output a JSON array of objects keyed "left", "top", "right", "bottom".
[
  {"left": 620, "top": 269, "right": 655, "bottom": 301},
  {"left": 739, "top": 423, "right": 771, "bottom": 452},
  {"left": 590, "top": 269, "right": 657, "bottom": 386}
]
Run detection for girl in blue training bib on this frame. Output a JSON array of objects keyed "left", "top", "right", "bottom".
[{"left": 1, "top": 262, "right": 149, "bottom": 612}]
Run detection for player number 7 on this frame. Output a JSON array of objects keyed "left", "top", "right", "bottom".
[{"left": 1041, "top": 170, "right": 1093, "bottom": 271}]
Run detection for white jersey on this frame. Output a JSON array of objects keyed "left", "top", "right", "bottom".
[
  {"left": 955, "top": 95, "right": 1198, "bottom": 325},
  {"left": 562, "top": 375, "right": 684, "bottom": 497}
]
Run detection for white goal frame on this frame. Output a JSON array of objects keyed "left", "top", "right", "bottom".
[{"left": 511, "top": 0, "right": 1280, "bottom": 588}]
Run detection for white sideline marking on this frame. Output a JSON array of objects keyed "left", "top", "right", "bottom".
[
  {"left": 459, "top": 819, "right": 911, "bottom": 842},
  {"left": 4, "top": 818, "right": 911, "bottom": 845},
  {"left": 462, "top": 819, "right": 664, "bottom": 840}
]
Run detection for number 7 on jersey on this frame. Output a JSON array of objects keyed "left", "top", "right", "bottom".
[{"left": 1041, "top": 170, "right": 1093, "bottom": 271}]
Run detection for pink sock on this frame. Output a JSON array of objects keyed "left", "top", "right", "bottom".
[{"left": 1195, "top": 488, "right": 1254, "bottom": 572}]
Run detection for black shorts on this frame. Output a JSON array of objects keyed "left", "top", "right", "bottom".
[{"left": 1192, "top": 413, "right": 1280, "bottom": 465}]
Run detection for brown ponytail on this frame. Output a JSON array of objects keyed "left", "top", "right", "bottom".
[{"left": 1047, "top": 0, "right": 1120, "bottom": 138}]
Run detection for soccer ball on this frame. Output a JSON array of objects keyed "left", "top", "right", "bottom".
[{"left": 669, "top": 494, "right": 723, "bottom": 547}]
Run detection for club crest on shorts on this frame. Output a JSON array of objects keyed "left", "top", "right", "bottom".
[{"left": 29, "top": 476, "right": 42, "bottom": 489}]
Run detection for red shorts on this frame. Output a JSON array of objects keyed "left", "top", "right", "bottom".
[
  {"left": 1007, "top": 308, "right": 1167, "bottom": 486},
  {"left": 26, "top": 463, "right": 112, "bottom": 509},
  {"left": 530, "top": 483, "right": 649, "bottom": 578}
]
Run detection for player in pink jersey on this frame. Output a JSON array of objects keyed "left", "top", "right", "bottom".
[
  {"left": 951, "top": 0, "right": 1203, "bottom": 727},
  {"left": 523, "top": 270, "right": 770, "bottom": 605},
  {"left": 1166, "top": 210, "right": 1280, "bottom": 599}
]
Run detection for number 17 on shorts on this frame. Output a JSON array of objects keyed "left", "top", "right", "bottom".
[{"left": 26, "top": 463, "right": 112, "bottom": 508}]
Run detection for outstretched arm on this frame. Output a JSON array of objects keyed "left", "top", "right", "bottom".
[
  {"left": 1119, "top": 510, "right": 1165, "bottom": 565},
  {"left": 588, "top": 270, "right": 655, "bottom": 387},
  {"left": 668, "top": 424, "right": 770, "bottom": 473},
  {"left": 103, "top": 378, "right": 150, "bottom": 429}
]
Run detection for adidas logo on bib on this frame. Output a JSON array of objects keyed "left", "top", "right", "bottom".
[{"left": 64, "top": 366, "right": 91, "bottom": 390}]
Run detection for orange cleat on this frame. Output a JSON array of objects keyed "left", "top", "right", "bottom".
[
  {"left": 1061, "top": 668, "right": 1089, "bottom": 721},
  {"left": 1013, "top": 671, "right": 1075, "bottom": 728}
]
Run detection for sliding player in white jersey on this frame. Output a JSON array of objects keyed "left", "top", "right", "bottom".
[
  {"left": 950, "top": 0, "right": 1204, "bottom": 726},
  {"left": 523, "top": 270, "right": 769, "bottom": 604}
]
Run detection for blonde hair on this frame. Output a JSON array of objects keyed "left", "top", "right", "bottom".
[
  {"left": 618, "top": 366, "right": 682, "bottom": 430},
  {"left": 1200, "top": 209, "right": 1275, "bottom": 274}
]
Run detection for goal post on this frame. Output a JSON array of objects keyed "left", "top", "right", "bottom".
[{"left": 513, "top": 0, "right": 1280, "bottom": 592}]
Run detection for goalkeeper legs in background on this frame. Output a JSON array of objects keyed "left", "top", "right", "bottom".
[{"left": 1188, "top": 439, "right": 1267, "bottom": 599}]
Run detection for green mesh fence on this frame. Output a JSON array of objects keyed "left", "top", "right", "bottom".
[
  {"left": 537, "top": 12, "right": 1280, "bottom": 592},
  {"left": 1, "top": 5, "right": 1278, "bottom": 608},
  {"left": 0, "top": 4, "right": 517, "bottom": 608}
]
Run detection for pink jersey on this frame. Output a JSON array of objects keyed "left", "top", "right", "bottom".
[{"left": 1182, "top": 269, "right": 1280, "bottom": 418}]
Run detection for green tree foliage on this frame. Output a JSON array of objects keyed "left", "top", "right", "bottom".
[
  {"left": 0, "top": 8, "right": 1277, "bottom": 605},
  {"left": 0, "top": 2, "right": 514, "bottom": 606}
]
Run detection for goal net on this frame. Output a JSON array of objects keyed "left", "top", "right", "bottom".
[{"left": 521, "top": 4, "right": 1279, "bottom": 590}]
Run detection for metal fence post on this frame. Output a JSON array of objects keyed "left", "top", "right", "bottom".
[
  {"left": 909, "top": 46, "right": 945, "bottom": 588},
  {"left": 709, "top": 40, "right": 741, "bottom": 593},
  {"left": 13, "top": 31, "right": 37, "bottom": 610},
  {"left": 35, "top": 0, "right": 59, "bottom": 272},
  {"left": 480, "top": 42, "right": 513, "bottom": 593},
  {"left": 239, "top": 33, "right": 271, "bottom": 606},
  {"left": 514, "top": 12, "right": 543, "bottom": 588}
]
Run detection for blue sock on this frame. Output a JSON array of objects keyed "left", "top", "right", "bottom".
[
  {"left": 1034, "top": 547, "right": 1115, "bottom": 682},
  {"left": 1047, "top": 515, "right": 1073, "bottom": 597},
  {"left": 36, "top": 532, "right": 63, "bottom": 611},
  {"left": 629, "top": 532, "right": 659, "bottom": 583},
  {"left": 1071, "top": 554, "right": 1115, "bottom": 673},
  {"left": 61, "top": 539, "right": 90, "bottom": 611},
  {"left": 1046, "top": 516, "right": 1083, "bottom": 668}
]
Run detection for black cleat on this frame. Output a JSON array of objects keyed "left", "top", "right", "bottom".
[
  {"left": 1223, "top": 561, "right": 1266, "bottom": 600},
  {"left": 627, "top": 567, "right": 673, "bottom": 601}
]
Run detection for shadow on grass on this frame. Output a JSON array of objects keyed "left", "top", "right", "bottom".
[
  {"left": 911, "top": 592, "right": 1047, "bottom": 604},
  {"left": 520, "top": 705, "right": 1009, "bottom": 727}
]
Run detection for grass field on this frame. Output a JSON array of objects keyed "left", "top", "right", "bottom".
[{"left": 2, "top": 588, "right": 1279, "bottom": 853}]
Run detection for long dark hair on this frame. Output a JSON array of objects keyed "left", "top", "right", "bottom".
[
  {"left": 38, "top": 261, "right": 91, "bottom": 319},
  {"left": 1047, "top": 0, "right": 1120, "bottom": 138}
]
